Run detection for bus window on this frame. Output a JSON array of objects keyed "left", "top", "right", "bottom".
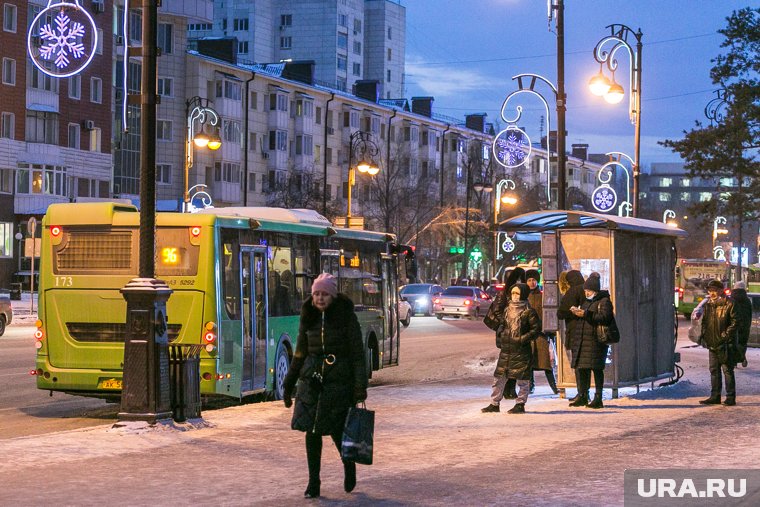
[
  {"left": 267, "top": 233, "right": 295, "bottom": 317},
  {"left": 293, "top": 235, "right": 317, "bottom": 307},
  {"left": 220, "top": 228, "right": 241, "bottom": 320}
]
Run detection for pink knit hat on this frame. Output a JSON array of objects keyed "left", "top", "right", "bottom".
[{"left": 312, "top": 273, "right": 338, "bottom": 297}]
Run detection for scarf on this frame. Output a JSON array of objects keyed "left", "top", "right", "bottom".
[{"left": 506, "top": 300, "right": 527, "bottom": 340}]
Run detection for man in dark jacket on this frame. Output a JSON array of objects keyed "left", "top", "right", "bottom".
[
  {"left": 482, "top": 283, "right": 540, "bottom": 414},
  {"left": 698, "top": 279, "right": 739, "bottom": 406},
  {"left": 557, "top": 270, "right": 585, "bottom": 402},
  {"left": 730, "top": 281, "right": 751, "bottom": 368}
]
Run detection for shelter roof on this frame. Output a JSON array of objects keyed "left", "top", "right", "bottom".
[{"left": 498, "top": 210, "right": 687, "bottom": 238}]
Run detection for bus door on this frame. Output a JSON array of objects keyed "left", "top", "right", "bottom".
[
  {"left": 320, "top": 248, "right": 341, "bottom": 275},
  {"left": 241, "top": 246, "right": 269, "bottom": 392},
  {"left": 381, "top": 253, "right": 400, "bottom": 366}
]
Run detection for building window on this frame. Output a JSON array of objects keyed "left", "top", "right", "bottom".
[
  {"left": 248, "top": 132, "right": 256, "bottom": 151},
  {"left": 238, "top": 41, "right": 248, "bottom": 54},
  {"left": 1, "top": 112, "right": 13, "bottom": 139},
  {"left": 352, "top": 63, "right": 361, "bottom": 76},
  {"left": 0, "top": 168, "right": 11, "bottom": 193},
  {"left": 680, "top": 192, "right": 690, "bottom": 202},
  {"left": 96, "top": 28, "right": 103, "bottom": 54},
  {"left": 326, "top": 148, "right": 332, "bottom": 164},
  {"left": 215, "top": 162, "right": 240, "bottom": 183},
  {"left": 387, "top": 70, "right": 391, "bottom": 82},
  {"left": 68, "top": 75, "right": 81, "bottom": 99},
  {"left": 157, "top": 23, "right": 173, "bottom": 54},
  {"left": 16, "top": 163, "right": 67, "bottom": 196},
  {"left": 337, "top": 33, "right": 347, "bottom": 50},
  {"left": 660, "top": 177, "right": 672, "bottom": 187},
  {"left": 353, "top": 18, "right": 362, "bottom": 33},
  {"left": 156, "top": 164, "right": 171, "bottom": 184},
  {"left": 681, "top": 177, "right": 690, "bottom": 186},
  {"left": 280, "top": 36, "right": 292, "bottom": 49},
  {"left": 269, "top": 93, "right": 288, "bottom": 112},
  {"left": 338, "top": 13, "right": 348, "bottom": 27},
  {"left": 387, "top": 48, "right": 392, "bottom": 61},
  {"left": 388, "top": 27, "right": 392, "bottom": 39},
  {"left": 67, "top": 123, "right": 80, "bottom": 149},
  {"left": 129, "top": 11, "right": 142, "bottom": 42},
  {"left": 280, "top": 14, "right": 292, "bottom": 27},
  {"left": 337, "top": 77, "right": 347, "bottom": 92},
  {"left": 25, "top": 111, "right": 58, "bottom": 144},
  {"left": 295, "top": 100, "right": 313, "bottom": 117},
  {"left": 353, "top": 41, "right": 361, "bottom": 55},
  {"left": 2, "top": 58, "right": 15, "bottom": 85},
  {"left": 249, "top": 91, "right": 257, "bottom": 109},
  {"left": 216, "top": 79, "right": 242, "bottom": 100},
  {"left": 223, "top": 119, "right": 241, "bottom": 143},
  {"left": 248, "top": 172, "right": 256, "bottom": 191},
  {"left": 90, "top": 77, "right": 102, "bottom": 103},
  {"left": 0, "top": 222, "right": 12, "bottom": 258},
  {"left": 3, "top": 4, "right": 17, "bottom": 33},
  {"left": 233, "top": 18, "right": 249, "bottom": 31},
  {"left": 157, "top": 120, "right": 172, "bottom": 141},
  {"left": 89, "top": 127, "right": 101, "bottom": 151},
  {"left": 295, "top": 135, "right": 313, "bottom": 156},
  {"left": 699, "top": 192, "right": 711, "bottom": 202},
  {"left": 157, "top": 77, "right": 172, "bottom": 97},
  {"left": 337, "top": 56, "right": 347, "bottom": 71},
  {"left": 268, "top": 130, "right": 287, "bottom": 151},
  {"left": 29, "top": 63, "right": 56, "bottom": 91}
]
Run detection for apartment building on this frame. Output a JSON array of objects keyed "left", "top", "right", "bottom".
[
  {"left": 191, "top": 0, "right": 405, "bottom": 97},
  {"left": 0, "top": 0, "right": 113, "bottom": 289}
]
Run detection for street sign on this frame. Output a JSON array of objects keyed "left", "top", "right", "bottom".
[
  {"left": 27, "top": 217, "right": 37, "bottom": 237},
  {"left": 24, "top": 238, "right": 42, "bottom": 258}
]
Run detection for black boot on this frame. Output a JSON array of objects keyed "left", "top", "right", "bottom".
[
  {"left": 568, "top": 393, "right": 579, "bottom": 403},
  {"left": 481, "top": 403, "right": 500, "bottom": 413},
  {"left": 723, "top": 396, "right": 736, "bottom": 406},
  {"left": 304, "top": 481, "right": 321, "bottom": 498},
  {"left": 507, "top": 402, "right": 525, "bottom": 414},
  {"left": 305, "top": 433, "right": 322, "bottom": 498},
  {"left": 344, "top": 460, "right": 357, "bottom": 492},
  {"left": 569, "top": 393, "right": 589, "bottom": 407},
  {"left": 546, "top": 371, "right": 559, "bottom": 395},
  {"left": 529, "top": 374, "right": 535, "bottom": 394},
  {"left": 587, "top": 393, "right": 603, "bottom": 409},
  {"left": 699, "top": 396, "right": 721, "bottom": 405}
]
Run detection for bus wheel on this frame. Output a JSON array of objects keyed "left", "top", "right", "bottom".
[
  {"left": 0, "top": 315, "right": 5, "bottom": 337},
  {"left": 274, "top": 344, "right": 290, "bottom": 400},
  {"left": 365, "top": 346, "right": 374, "bottom": 380}
]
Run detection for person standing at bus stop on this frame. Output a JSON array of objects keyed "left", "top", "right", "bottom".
[
  {"left": 525, "top": 269, "right": 559, "bottom": 395},
  {"left": 557, "top": 270, "right": 586, "bottom": 403},
  {"left": 282, "top": 273, "right": 368, "bottom": 498},
  {"left": 698, "top": 279, "right": 739, "bottom": 406}
]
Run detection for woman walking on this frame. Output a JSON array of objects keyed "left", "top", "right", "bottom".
[
  {"left": 482, "top": 283, "right": 541, "bottom": 414},
  {"left": 568, "top": 272, "right": 613, "bottom": 408},
  {"left": 283, "top": 273, "right": 368, "bottom": 498}
]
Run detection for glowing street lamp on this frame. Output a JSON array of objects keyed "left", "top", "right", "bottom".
[
  {"left": 590, "top": 24, "right": 643, "bottom": 216},
  {"left": 184, "top": 97, "right": 221, "bottom": 212},
  {"left": 662, "top": 209, "right": 677, "bottom": 227},
  {"left": 346, "top": 131, "right": 380, "bottom": 218}
]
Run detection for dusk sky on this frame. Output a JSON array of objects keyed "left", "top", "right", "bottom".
[{"left": 403, "top": 0, "right": 750, "bottom": 168}]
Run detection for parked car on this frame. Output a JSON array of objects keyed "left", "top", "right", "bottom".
[
  {"left": 433, "top": 286, "right": 492, "bottom": 320},
  {"left": 398, "top": 298, "right": 412, "bottom": 328},
  {"left": 399, "top": 283, "right": 445, "bottom": 316},
  {"left": 485, "top": 283, "right": 505, "bottom": 299},
  {"left": 0, "top": 292, "right": 12, "bottom": 336}
]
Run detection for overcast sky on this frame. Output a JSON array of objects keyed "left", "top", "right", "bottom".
[{"left": 402, "top": 0, "right": 750, "bottom": 168}]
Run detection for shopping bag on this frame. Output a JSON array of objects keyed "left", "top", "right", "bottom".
[
  {"left": 341, "top": 404, "right": 374, "bottom": 465},
  {"left": 688, "top": 314, "right": 702, "bottom": 345}
]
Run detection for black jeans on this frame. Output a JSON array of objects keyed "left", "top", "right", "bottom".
[{"left": 709, "top": 349, "right": 735, "bottom": 398}]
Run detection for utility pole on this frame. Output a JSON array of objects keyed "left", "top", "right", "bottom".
[{"left": 554, "top": 0, "right": 567, "bottom": 210}]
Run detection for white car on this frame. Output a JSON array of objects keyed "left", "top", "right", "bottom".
[
  {"left": 398, "top": 299, "right": 412, "bottom": 328},
  {"left": 433, "top": 286, "right": 492, "bottom": 320}
]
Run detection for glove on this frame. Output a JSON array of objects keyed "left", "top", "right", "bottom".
[
  {"left": 283, "top": 385, "right": 293, "bottom": 408},
  {"left": 353, "top": 386, "right": 367, "bottom": 403}
]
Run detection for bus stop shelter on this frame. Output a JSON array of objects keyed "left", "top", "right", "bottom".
[{"left": 498, "top": 210, "right": 687, "bottom": 397}]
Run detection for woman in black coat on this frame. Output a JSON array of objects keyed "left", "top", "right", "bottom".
[
  {"left": 482, "top": 283, "right": 540, "bottom": 414},
  {"left": 283, "top": 273, "right": 367, "bottom": 498},
  {"left": 568, "top": 273, "right": 613, "bottom": 409},
  {"left": 556, "top": 270, "right": 585, "bottom": 402}
]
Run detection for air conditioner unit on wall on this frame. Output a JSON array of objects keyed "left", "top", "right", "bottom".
[
  {"left": 82, "top": 120, "right": 95, "bottom": 130},
  {"left": 262, "top": 152, "right": 270, "bottom": 159},
  {"left": 327, "top": 127, "right": 335, "bottom": 135}
]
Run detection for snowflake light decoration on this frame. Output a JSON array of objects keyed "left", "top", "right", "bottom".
[
  {"left": 592, "top": 185, "right": 617, "bottom": 213},
  {"left": 28, "top": 1, "right": 97, "bottom": 78},
  {"left": 501, "top": 235, "right": 515, "bottom": 253},
  {"left": 493, "top": 126, "right": 531, "bottom": 169}
]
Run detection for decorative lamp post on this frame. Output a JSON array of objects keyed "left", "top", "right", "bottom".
[
  {"left": 496, "top": 74, "right": 557, "bottom": 207},
  {"left": 184, "top": 97, "right": 221, "bottom": 212},
  {"left": 590, "top": 24, "right": 643, "bottom": 217},
  {"left": 591, "top": 152, "right": 633, "bottom": 217},
  {"left": 346, "top": 131, "right": 380, "bottom": 219},
  {"left": 461, "top": 174, "right": 492, "bottom": 282},
  {"left": 713, "top": 216, "right": 728, "bottom": 260},
  {"left": 493, "top": 179, "right": 517, "bottom": 263},
  {"left": 662, "top": 209, "right": 677, "bottom": 227}
]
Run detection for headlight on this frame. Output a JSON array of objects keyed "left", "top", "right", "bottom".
[{"left": 417, "top": 297, "right": 429, "bottom": 304}]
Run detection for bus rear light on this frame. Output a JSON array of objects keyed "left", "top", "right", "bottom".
[
  {"left": 35, "top": 341, "right": 43, "bottom": 350},
  {"left": 30, "top": 369, "right": 37, "bottom": 376},
  {"left": 202, "top": 372, "right": 213, "bottom": 381},
  {"left": 203, "top": 331, "right": 216, "bottom": 343},
  {"left": 34, "top": 329, "right": 44, "bottom": 340},
  {"left": 189, "top": 226, "right": 202, "bottom": 245},
  {"left": 203, "top": 321, "right": 217, "bottom": 343},
  {"left": 50, "top": 225, "right": 62, "bottom": 237},
  {"left": 35, "top": 320, "right": 43, "bottom": 328},
  {"left": 205, "top": 343, "right": 216, "bottom": 353},
  {"left": 216, "top": 374, "right": 224, "bottom": 380}
]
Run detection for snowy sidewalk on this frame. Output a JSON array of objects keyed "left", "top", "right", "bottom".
[
  {"left": 2, "top": 340, "right": 759, "bottom": 506},
  {"left": 7, "top": 292, "right": 38, "bottom": 326}
]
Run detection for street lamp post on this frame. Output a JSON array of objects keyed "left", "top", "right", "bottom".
[
  {"left": 590, "top": 24, "right": 643, "bottom": 217},
  {"left": 346, "top": 131, "right": 380, "bottom": 220},
  {"left": 493, "top": 179, "right": 517, "bottom": 267},
  {"left": 662, "top": 209, "right": 677, "bottom": 227},
  {"left": 461, "top": 168, "right": 493, "bottom": 282},
  {"left": 184, "top": 97, "right": 221, "bottom": 212},
  {"left": 713, "top": 216, "right": 728, "bottom": 260}
]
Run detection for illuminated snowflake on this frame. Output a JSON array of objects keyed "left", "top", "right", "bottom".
[
  {"left": 39, "top": 11, "right": 86, "bottom": 69},
  {"left": 495, "top": 131, "right": 527, "bottom": 167},
  {"left": 593, "top": 187, "right": 616, "bottom": 211},
  {"left": 502, "top": 236, "right": 515, "bottom": 253}
]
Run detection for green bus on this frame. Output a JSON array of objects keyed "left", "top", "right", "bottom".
[
  {"left": 34, "top": 203, "right": 414, "bottom": 400},
  {"left": 674, "top": 258, "right": 732, "bottom": 319}
]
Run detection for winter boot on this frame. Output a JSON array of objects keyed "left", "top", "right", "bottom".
[
  {"left": 343, "top": 460, "right": 357, "bottom": 492},
  {"left": 569, "top": 393, "right": 589, "bottom": 407},
  {"left": 481, "top": 404, "right": 500, "bottom": 413},
  {"left": 723, "top": 397, "right": 736, "bottom": 406},
  {"left": 507, "top": 402, "right": 525, "bottom": 414},
  {"left": 546, "top": 371, "right": 559, "bottom": 394},
  {"left": 699, "top": 396, "right": 721, "bottom": 405},
  {"left": 529, "top": 375, "right": 536, "bottom": 394},
  {"left": 503, "top": 379, "right": 518, "bottom": 399},
  {"left": 587, "top": 394, "right": 604, "bottom": 409},
  {"left": 304, "top": 481, "right": 321, "bottom": 498}
]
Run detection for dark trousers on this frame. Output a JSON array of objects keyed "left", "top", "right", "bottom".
[
  {"left": 577, "top": 368, "right": 604, "bottom": 396},
  {"left": 709, "top": 349, "right": 736, "bottom": 398},
  {"left": 305, "top": 432, "right": 351, "bottom": 484}
]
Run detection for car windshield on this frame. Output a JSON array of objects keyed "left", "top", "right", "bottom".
[
  {"left": 401, "top": 285, "right": 430, "bottom": 295},
  {"left": 442, "top": 287, "right": 473, "bottom": 296}
]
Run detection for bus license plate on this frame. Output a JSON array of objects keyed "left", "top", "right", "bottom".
[{"left": 100, "top": 378, "right": 122, "bottom": 389}]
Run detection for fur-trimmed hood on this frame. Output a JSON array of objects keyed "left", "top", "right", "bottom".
[{"left": 300, "top": 293, "right": 356, "bottom": 327}]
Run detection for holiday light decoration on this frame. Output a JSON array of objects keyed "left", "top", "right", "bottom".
[
  {"left": 28, "top": 1, "right": 97, "bottom": 78},
  {"left": 493, "top": 126, "right": 531, "bottom": 169}
]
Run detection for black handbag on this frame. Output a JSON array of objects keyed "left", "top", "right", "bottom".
[
  {"left": 596, "top": 316, "right": 620, "bottom": 344},
  {"left": 341, "top": 403, "right": 374, "bottom": 465}
]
